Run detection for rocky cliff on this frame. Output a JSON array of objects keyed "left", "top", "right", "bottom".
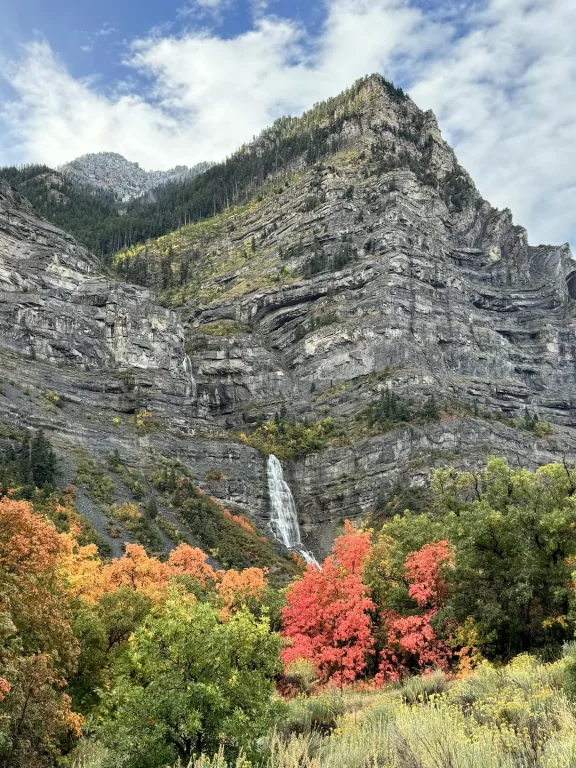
[
  {"left": 2, "top": 74, "right": 576, "bottom": 560},
  {"left": 59, "top": 152, "right": 212, "bottom": 202}
]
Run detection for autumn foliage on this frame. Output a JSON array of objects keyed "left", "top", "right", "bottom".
[
  {"left": 281, "top": 522, "right": 375, "bottom": 685},
  {"left": 281, "top": 526, "right": 458, "bottom": 687},
  {"left": 0, "top": 497, "right": 80, "bottom": 767},
  {"left": 6, "top": 456, "right": 576, "bottom": 765},
  {"left": 377, "top": 541, "right": 454, "bottom": 682},
  {"left": 0, "top": 495, "right": 270, "bottom": 766}
]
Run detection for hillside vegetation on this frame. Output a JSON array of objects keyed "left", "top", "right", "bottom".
[
  {"left": 0, "top": 75, "right": 404, "bottom": 261},
  {"left": 4, "top": 448, "right": 576, "bottom": 767}
]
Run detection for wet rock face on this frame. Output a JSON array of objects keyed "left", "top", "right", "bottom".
[{"left": 2, "top": 75, "right": 576, "bottom": 558}]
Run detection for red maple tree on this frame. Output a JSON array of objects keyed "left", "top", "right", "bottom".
[
  {"left": 281, "top": 521, "right": 375, "bottom": 685},
  {"left": 377, "top": 540, "right": 454, "bottom": 682}
]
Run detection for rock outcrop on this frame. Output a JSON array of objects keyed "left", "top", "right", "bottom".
[
  {"left": 2, "top": 74, "right": 576, "bottom": 560},
  {"left": 59, "top": 152, "right": 212, "bottom": 202}
]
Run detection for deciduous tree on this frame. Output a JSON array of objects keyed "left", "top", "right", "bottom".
[
  {"left": 98, "top": 596, "right": 281, "bottom": 767},
  {"left": 0, "top": 497, "right": 80, "bottom": 767},
  {"left": 281, "top": 521, "right": 375, "bottom": 685}
]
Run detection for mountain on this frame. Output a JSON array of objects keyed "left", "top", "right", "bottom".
[
  {"left": 1, "top": 73, "right": 576, "bottom": 562},
  {"left": 0, "top": 164, "right": 120, "bottom": 254},
  {"left": 59, "top": 151, "right": 213, "bottom": 202}
]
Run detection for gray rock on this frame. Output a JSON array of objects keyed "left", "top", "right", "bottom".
[
  {"left": 2, "top": 75, "right": 576, "bottom": 559},
  {"left": 59, "top": 152, "right": 213, "bottom": 203}
]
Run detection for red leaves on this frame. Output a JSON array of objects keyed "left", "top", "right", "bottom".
[
  {"left": 281, "top": 528, "right": 456, "bottom": 687},
  {"left": 405, "top": 540, "right": 452, "bottom": 609},
  {"left": 377, "top": 540, "right": 454, "bottom": 682},
  {"left": 281, "top": 522, "right": 375, "bottom": 685}
]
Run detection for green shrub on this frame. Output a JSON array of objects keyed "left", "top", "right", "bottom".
[
  {"left": 396, "top": 669, "right": 448, "bottom": 704},
  {"left": 107, "top": 502, "right": 163, "bottom": 553},
  {"left": 205, "top": 470, "right": 226, "bottom": 482},
  {"left": 361, "top": 391, "right": 441, "bottom": 433},
  {"left": 240, "top": 417, "right": 345, "bottom": 460},
  {"left": 304, "top": 243, "right": 357, "bottom": 277},
  {"left": 284, "top": 659, "right": 318, "bottom": 696},
  {"left": 200, "top": 320, "right": 251, "bottom": 336},
  {"left": 302, "top": 195, "right": 320, "bottom": 212},
  {"left": 144, "top": 496, "right": 158, "bottom": 519},
  {"left": 277, "top": 691, "right": 346, "bottom": 737},
  {"left": 130, "top": 480, "right": 146, "bottom": 500},
  {"left": 74, "top": 453, "right": 115, "bottom": 504},
  {"left": 563, "top": 656, "right": 576, "bottom": 701}
]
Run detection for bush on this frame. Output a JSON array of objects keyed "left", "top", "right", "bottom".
[
  {"left": 396, "top": 669, "right": 448, "bottom": 704},
  {"left": 74, "top": 453, "right": 115, "bottom": 504},
  {"left": 277, "top": 691, "right": 345, "bottom": 737},
  {"left": 205, "top": 470, "right": 226, "bottom": 482},
  {"left": 563, "top": 655, "right": 576, "bottom": 701},
  {"left": 200, "top": 320, "right": 251, "bottom": 336},
  {"left": 283, "top": 659, "right": 318, "bottom": 696},
  {"left": 361, "top": 391, "right": 441, "bottom": 433},
  {"left": 107, "top": 502, "right": 163, "bottom": 553},
  {"left": 304, "top": 243, "right": 357, "bottom": 277},
  {"left": 240, "top": 417, "right": 345, "bottom": 460}
]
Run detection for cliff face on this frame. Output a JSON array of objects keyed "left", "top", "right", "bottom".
[
  {"left": 2, "top": 75, "right": 576, "bottom": 559},
  {"left": 59, "top": 152, "right": 212, "bottom": 202}
]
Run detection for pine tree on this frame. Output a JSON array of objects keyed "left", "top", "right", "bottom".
[
  {"left": 422, "top": 394, "right": 440, "bottom": 421},
  {"left": 29, "top": 430, "right": 57, "bottom": 488}
]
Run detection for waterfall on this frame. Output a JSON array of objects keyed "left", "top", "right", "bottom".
[
  {"left": 267, "top": 454, "right": 319, "bottom": 567},
  {"left": 182, "top": 354, "right": 196, "bottom": 396}
]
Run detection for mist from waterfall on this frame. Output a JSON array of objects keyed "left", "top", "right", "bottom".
[{"left": 267, "top": 454, "right": 319, "bottom": 567}]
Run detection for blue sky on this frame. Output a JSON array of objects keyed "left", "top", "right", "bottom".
[
  {"left": 0, "top": 0, "right": 325, "bottom": 86},
  {"left": 0, "top": 0, "right": 575, "bottom": 249}
]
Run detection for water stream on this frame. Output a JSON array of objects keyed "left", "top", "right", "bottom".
[
  {"left": 267, "top": 454, "right": 319, "bottom": 567},
  {"left": 182, "top": 353, "right": 196, "bottom": 396}
]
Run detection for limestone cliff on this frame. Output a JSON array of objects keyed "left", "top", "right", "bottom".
[
  {"left": 59, "top": 152, "right": 212, "bottom": 203},
  {"left": 2, "top": 74, "right": 576, "bottom": 559}
]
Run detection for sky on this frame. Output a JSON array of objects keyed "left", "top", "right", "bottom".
[{"left": 0, "top": 0, "right": 575, "bottom": 248}]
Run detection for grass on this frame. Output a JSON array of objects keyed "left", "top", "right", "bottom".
[
  {"left": 265, "top": 655, "right": 576, "bottom": 768},
  {"left": 67, "top": 654, "right": 576, "bottom": 768}
]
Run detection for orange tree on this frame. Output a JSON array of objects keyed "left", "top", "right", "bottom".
[{"left": 0, "top": 497, "right": 81, "bottom": 767}]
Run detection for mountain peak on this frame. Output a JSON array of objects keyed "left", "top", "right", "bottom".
[{"left": 59, "top": 152, "right": 212, "bottom": 203}]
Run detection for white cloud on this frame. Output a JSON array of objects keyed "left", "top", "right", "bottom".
[
  {"left": 95, "top": 24, "right": 117, "bottom": 37},
  {"left": 1, "top": 0, "right": 575, "bottom": 246},
  {"left": 178, "top": 0, "right": 235, "bottom": 22},
  {"left": 410, "top": 0, "right": 576, "bottom": 246}
]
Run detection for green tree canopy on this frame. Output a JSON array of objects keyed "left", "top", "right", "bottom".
[
  {"left": 369, "top": 458, "right": 576, "bottom": 659},
  {"left": 98, "top": 594, "right": 282, "bottom": 767}
]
